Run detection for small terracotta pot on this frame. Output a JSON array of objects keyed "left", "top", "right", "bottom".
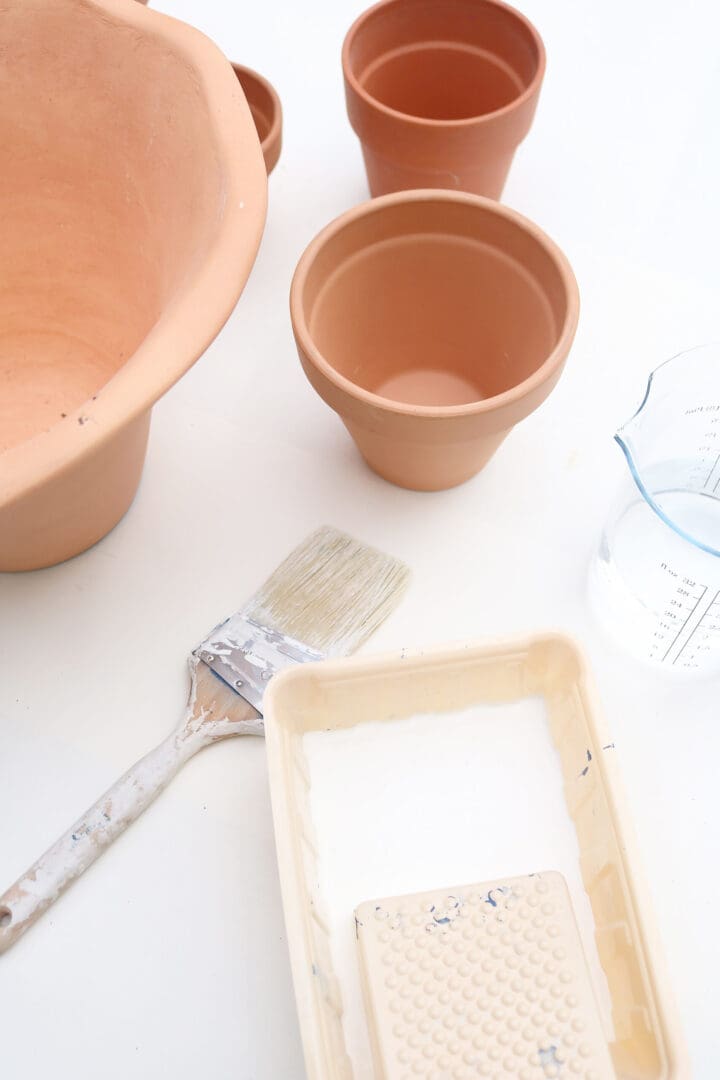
[
  {"left": 290, "top": 191, "right": 578, "bottom": 491},
  {"left": 231, "top": 64, "right": 283, "bottom": 176},
  {"left": 342, "top": 0, "right": 545, "bottom": 199},
  {"left": 0, "top": 0, "right": 267, "bottom": 571}
]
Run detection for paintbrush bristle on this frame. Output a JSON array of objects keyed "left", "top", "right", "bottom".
[{"left": 244, "top": 526, "right": 410, "bottom": 656}]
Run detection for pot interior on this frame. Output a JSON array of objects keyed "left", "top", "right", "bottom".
[
  {"left": 0, "top": 0, "right": 226, "bottom": 453},
  {"left": 347, "top": 0, "right": 541, "bottom": 121},
  {"left": 304, "top": 198, "right": 570, "bottom": 408}
]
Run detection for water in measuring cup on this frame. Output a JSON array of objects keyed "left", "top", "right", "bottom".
[{"left": 590, "top": 463, "right": 720, "bottom": 673}]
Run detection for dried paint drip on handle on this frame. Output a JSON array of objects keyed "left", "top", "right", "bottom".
[{"left": 0, "top": 526, "right": 409, "bottom": 954}]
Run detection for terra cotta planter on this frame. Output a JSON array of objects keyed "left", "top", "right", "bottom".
[
  {"left": 0, "top": 0, "right": 267, "bottom": 571},
  {"left": 231, "top": 64, "right": 283, "bottom": 176},
  {"left": 342, "top": 0, "right": 545, "bottom": 199},
  {"left": 290, "top": 191, "right": 578, "bottom": 491}
]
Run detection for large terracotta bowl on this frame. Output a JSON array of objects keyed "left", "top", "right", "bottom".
[{"left": 0, "top": 0, "right": 267, "bottom": 571}]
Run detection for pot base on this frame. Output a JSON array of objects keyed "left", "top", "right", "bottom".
[
  {"left": 345, "top": 418, "right": 509, "bottom": 491},
  {"left": 361, "top": 142, "right": 514, "bottom": 199},
  {"left": 0, "top": 412, "right": 150, "bottom": 572}
]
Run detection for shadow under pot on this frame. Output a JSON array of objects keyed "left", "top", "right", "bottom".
[
  {"left": 342, "top": 0, "right": 545, "bottom": 199},
  {"left": 290, "top": 190, "right": 579, "bottom": 491}
]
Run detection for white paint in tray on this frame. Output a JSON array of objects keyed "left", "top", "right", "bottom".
[{"left": 304, "top": 699, "right": 613, "bottom": 1078}]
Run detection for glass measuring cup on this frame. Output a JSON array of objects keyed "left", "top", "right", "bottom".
[{"left": 590, "top": 344, "right": 720, "bottom": 673}]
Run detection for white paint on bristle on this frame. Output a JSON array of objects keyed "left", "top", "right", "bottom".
[{"left": 246, "top": 526, "right": 410, "bottom": 656}]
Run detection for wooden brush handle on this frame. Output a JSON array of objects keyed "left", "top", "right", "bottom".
[
  {"left": 0, "top": 729, "right": 198, "bottom": 952},
  {"left": 0, "top": 660, "right": 260, "bottom": 953}
]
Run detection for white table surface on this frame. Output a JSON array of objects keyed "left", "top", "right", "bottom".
[{"left": 2, "top": 0, "right": 719, "bottom": 1075}]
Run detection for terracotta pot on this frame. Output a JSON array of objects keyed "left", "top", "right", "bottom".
[
  {"left": 0, "top": 0, "right": 267, "bottom": 571},
  {"left": 231, "top": 64, "right": 282, "bottom": 177},
  {"left": 342, "top": 0, "right": 545, "bottom": 199},
  {"left": 290, "top": 191, "right": 578, "bottom": 491}
]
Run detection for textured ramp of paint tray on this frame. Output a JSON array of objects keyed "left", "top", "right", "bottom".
[{"left": 355, "top": 871, "right": 613, "bottom": 1080}]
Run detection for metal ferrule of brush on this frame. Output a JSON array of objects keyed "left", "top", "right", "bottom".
[{"left": 194, "top": 614, "right": 326, "bottom": 712}]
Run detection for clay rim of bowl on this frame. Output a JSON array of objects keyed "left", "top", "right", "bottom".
[
  {"left": 231, "top": 63, "right": 283, "bottom": 174},
  {"left": 342, "top": 0, "right": 546, "bottom": 130},
  {"left": 1, "top": 0, "right": 267, "bottom": 505},
  {"left": 290, "top": 189, "right": 579, "bottom": 420}
]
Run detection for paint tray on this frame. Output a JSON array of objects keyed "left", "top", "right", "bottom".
[{"left": 264, "top": 634, "right": 687, "bottom": 1079}]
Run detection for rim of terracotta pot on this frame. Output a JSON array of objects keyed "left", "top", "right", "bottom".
[
  {"left": 290, "top": 189, "right": 579, "bottom": 421},
  {"left": 231, "top": 63, "right": 283, "bottom": 176},
  {"left": 342, "top": 0, "right": 546, "bottom": 131},
  {"left": 1, "top": 0, "right": 267, "bottom": 506}
]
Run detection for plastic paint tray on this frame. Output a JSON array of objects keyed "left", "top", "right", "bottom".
[{"left": 264, "top": 635, "right": 687, "bottom": 1079}]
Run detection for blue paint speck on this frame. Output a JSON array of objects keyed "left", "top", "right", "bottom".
[
  {"left": 538, "top": 1045, "right": 561, "bottom": 1069},
  {"left": 483, "top": 886, "right": 509, "bottom": 908}
]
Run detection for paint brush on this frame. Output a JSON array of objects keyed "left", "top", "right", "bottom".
[{"left": 0, "top": 526, "right": 409, "bottom": 952}]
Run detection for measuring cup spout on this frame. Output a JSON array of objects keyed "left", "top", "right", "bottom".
[
  {"left": 593, "top": 344, "right": 720, "bottom": 671},
  {"left": 613, "top": 358, "right": 665, "bottom": 516},
  {"left": 612, "top": 345, "right": 720, "bottom": 559}
]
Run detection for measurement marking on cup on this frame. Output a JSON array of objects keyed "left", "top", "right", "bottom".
[
  {"left": 661, "top": 585, "right": 708, "bottom": 663},
  {"left": 673, "top": 590, "right": 720, "bottom": 665},
  {"left": 705, "top": 452, "right": 720, "bottom": 489}
]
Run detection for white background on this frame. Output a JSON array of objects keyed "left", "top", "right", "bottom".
[{"left": 1, "top": 0, "right": 719, "bottom": 1075}]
